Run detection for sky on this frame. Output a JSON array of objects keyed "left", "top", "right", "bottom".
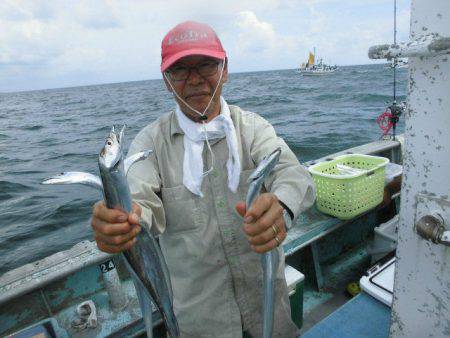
[{"left": 0, "top": 0, "right": 410, "bottom": 92}]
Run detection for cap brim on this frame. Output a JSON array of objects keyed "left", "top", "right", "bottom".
[{"left": 161, "top": 48, "right": 226, "bottom": 72}]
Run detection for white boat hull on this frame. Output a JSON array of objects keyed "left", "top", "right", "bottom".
[{"left": 299, "top": 70, "right": 336, "bottom": 76}]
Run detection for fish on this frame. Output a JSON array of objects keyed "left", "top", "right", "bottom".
[
  {"left": 245, "top": 147, "right": 282, "bottom": 338},
  {"left": 43, "top": 126, "right": 180, "bottom": 338}
]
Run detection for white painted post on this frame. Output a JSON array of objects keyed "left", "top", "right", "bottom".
[
  {"left": 370, "top": 1, "right": 450, "bottom": 337},
  {"left": 391, "top": 1, "right": 449, "bottom": 337}
]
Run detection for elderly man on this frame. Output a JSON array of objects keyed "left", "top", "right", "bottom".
[{"left": 91, "top": 21, "right": 315, "bottom": 337}]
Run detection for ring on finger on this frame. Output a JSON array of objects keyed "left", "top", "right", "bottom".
[
  {"left": 271, "top": 225, "right": 278, "bottom": 236},
  {"left": 274, "top": 236, "right": 281, "bottom": 246}
]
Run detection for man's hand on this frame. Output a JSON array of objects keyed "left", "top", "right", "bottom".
[
  {"left": 235, "top": 193, "right": 287, "bottom": 254},
  {"left": 91, "top": 201, "right": 142, "bottom": 254}
]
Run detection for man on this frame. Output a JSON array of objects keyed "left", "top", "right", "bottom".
[{"left": 91, "top": 21, "right": 315, "bottom": 337}]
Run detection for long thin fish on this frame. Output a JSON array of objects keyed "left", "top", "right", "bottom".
[
  {"left": 43, "top": 126, "right": 179, "bottom": 338},
  {"left": 245, "top": 147, "right": 281, "bottom": 338}
]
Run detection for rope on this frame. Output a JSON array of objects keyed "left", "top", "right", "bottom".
[{"left": 164, "top": 61, "right": 226, "bottom": 176}]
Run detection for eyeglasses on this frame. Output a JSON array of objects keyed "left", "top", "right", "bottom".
[{"left": 166, "top": 60, "right": 222, "bottom": 81}]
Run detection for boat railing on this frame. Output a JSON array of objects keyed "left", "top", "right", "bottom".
[
  {"left": 0, "top": 135, "right": 404, "bottom": 336},
  {"left": 0, "top": 135, "right": 403, "bottom": 304}
]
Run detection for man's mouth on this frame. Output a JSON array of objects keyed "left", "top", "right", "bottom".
[{"left": 185, "top": 92, "right": 210, "bottom": 100}]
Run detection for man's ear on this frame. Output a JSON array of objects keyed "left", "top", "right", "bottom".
[
  {"left": 222, "top": 58, "right": 229, "bottom": 84},
  {"left": 163, "top": 73, "right": 173, "bottom": 92}
]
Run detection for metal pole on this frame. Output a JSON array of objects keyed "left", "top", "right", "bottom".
[{"left": 393, "top": 0, "right": 397, "bottom": 102}]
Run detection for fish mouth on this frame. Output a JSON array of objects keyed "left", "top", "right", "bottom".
[
  {"left": 99, "top": 127, "right": 123, "bottom": 169},
  {"left": 100, "top": 150, "right": 121, "bottom": 170}
]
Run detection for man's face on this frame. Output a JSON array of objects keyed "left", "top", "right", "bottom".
[{"left": 164, "top": 55, "right": 228, "bottom": 122}]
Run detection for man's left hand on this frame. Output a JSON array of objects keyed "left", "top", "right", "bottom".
[{"left": 235, "top": 193, "right": 287, "bottom": 253}]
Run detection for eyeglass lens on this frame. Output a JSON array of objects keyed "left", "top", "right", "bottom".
[{"left": 168, "top": 61, "right": 220, "bottom": 81}]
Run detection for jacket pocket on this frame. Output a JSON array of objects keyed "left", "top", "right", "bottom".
[{"left": 161, "top": 185, "right": 204, "bottom": 234}]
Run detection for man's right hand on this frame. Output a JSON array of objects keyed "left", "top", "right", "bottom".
[{"left": 91, "top": 201, "right": 142, "bottom": 254}]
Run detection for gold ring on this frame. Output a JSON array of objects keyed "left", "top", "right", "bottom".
[
  {"left": 274, "top": 236, "right": 281, "bottom": 246},
  {"left": 271, "top": 225, "right": 278, "bottom": 236}
]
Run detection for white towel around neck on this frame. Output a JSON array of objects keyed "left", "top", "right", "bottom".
[{"left": 175, "top": 96, "right": 241, "bottom": 197}]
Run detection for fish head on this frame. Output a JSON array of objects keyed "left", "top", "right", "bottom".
[
  {"left": 247, "top": 147, "right": 281, "bottom": 183},
  {"left": 99, "top": 125, "right": 125, "bottom": 169},
  {"left": 262, "top": 147, "right": 281, "bottom": 175}
]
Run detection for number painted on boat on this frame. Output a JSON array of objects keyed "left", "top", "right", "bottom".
[{"left": 100, "top": 260, "right": 116, "bottom": 273}]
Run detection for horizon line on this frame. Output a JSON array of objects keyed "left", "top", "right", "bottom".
[{"left": 1, "top": 62, "right": 388, "bottom": 94}]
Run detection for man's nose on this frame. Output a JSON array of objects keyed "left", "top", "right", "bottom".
[{"left": 186, "top": 67, "right": 204, "bottom": 85}]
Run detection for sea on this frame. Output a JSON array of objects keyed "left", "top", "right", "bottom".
[{"left": 0, "top": 64, "right": 407, "bottom": 275}]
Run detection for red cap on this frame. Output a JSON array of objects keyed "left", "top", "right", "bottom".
[{"left": 161, "top": 21, "right": 226, "bottom": 72}]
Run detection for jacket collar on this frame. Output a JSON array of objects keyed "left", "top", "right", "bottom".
[
  {"left": 169, "top": 101, "right": 236, "bottom": 136},
  {"left": 169, "top": 109, "right": 184, "bottom": 136}
]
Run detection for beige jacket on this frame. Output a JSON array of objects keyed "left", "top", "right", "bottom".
[{"left": 128, "top": 105, "right": 315, "bottom": 338}]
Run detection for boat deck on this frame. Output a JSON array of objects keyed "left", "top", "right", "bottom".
[
  {"left": 0, "top": 137, "right": 402, "bottom": 337},
  {"left": 300, "top": 243, "right": 372, "bottom": 334}
]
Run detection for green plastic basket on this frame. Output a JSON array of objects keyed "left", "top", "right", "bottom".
[{"left": 308, "top": 154, "right": 389, "bottom": 220}]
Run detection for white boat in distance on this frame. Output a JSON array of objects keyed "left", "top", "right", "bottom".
[
  {"left": 299, "top": 48, "right": 337, "bottom": 76},
  {"left": 386, "top": 58, "right": 408, "bottom": 69}
]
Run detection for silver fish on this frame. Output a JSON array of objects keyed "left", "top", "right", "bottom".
[
  {"left": 246, "top": 147, "right": 281, "bottom": 338},
  {"left": 43, "top": 126, "right": 179, "bottom": 338}
]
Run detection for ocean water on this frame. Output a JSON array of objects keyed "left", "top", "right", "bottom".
[{"left": 0, "top": 64, "right": 406, "bottom": 275}]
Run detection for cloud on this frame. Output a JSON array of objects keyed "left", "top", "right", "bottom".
[
  {"left": 0, "top": 17, "right": 63, "bottom": 66},
  {"left": 0, "top": 0, "right": 411, "bottom": 92},
  {"left": 230, "top": 10, "right": 314, "bottom": 71},
  {"left": 73, "top": 1, "right": 122, "bottom": 29},
  {"left": 235, "top": 11, "right": 278, "bottom": 54},
  {"left": 0, "top": 0, "right": 56, "bottom": 22}
]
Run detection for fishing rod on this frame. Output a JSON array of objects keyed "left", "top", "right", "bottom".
[
  {"left": 377, "top": 0, "right": 404, "bottom": 141},
  {"left": 393, "top": 0, "right": 397, "bottom": 103},
  {"left": 391, "top": 0, "right": 401, "bottom": 141}
]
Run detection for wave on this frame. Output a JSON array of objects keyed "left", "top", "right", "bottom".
[
  {"left": 52, "top": 116, "right": 75, "bottom": 123},
  {"left": 46, "top": 152, "right": 93, "bottom": 161},
  {"left": 60, "top": 99, "right": 87, "bottom": 106},
  {"left": 23, "top": 125, "right": 44, "bottom": 131},
  {"left": 7, "top": 169, "right": 45, "bottom": 176},
  {"left": 36, "top": 138, "right": 60, "bottom": 146},
  {"left": 308, "top": 110, "right": 326, "bottom": 117},
  {"left": 239, "top": 96, "right": 294, "bottom": 108},
  {"left": 40, "top": 199, "right": 94, "bottom": 226},
  {"left": 0, "top": 192, "right": 14, "bottom": 202},
  {"left": 313, "top": 93, "right": 345, "bottom": 101},
  {"left": 0, "top": 180, "right": 31, "bottom": 194},
  {"left": 0, "top": 64, "right": 408, "bottom": 273}
]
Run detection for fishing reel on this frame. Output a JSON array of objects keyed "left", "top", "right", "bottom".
[{"left": 377, "top": 101, "right": 406, "bottom": 140}]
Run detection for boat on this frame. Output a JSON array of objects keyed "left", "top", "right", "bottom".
[
  {"left": 1, "top": 1, "right": 449, "bottom": 337},
  {"left": 302, "top": 1, "right": 450, "bottom": 336},
  {"left": 385, "top": 58, "right": 408, "bottom": 69},
  {"left": 0, "top": 137, "right": 405, "bottom": 338},
  {"left": 298, "top": 48, "right": 337, "bottom": 76}
]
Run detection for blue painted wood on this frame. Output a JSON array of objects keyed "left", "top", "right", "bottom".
[
  {"left": 0, "top": 291, "right": 49, "bottom": 335},
  {"left": 283, "top": 205, "right": 379, "bottom": 257},
  {"left": 302, "top": 293, "right": 391, "bottom": 338},
  {"left": 44, "top": 264, "right": 104, "bottom": 312},
  {"left": 310, "top": 242, "right": 324, "bottom": 290},
  {"left": 283, "top": 206, "right": 341, "bottom": 256}
]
